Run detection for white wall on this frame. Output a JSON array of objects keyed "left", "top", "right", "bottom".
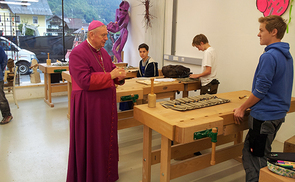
[
  {"left": 13, "top": 85, "right": 67, "bottom": 101},
  {"left": 124, "top": 0, "right": 295, "bottom": 143},
  {"left": 124, "top": 0, "right": 165, "bottom": 68}
]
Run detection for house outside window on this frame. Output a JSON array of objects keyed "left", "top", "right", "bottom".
[
  {"left": 15, "top": 16, "right": 20, "bottom": 23},
  {"left": 33, "top": 16, "right": 38, "bottom": 24}
]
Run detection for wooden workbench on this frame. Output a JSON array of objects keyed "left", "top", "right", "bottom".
[
  {"left": 39, "top": 63, "right": 69, "bottom": 107},
  {"left": 62, "top": 71, "right": 201, "bottom": 130},
  {"left": 133, "top": 90, "right": 295, "bottom": 182}
]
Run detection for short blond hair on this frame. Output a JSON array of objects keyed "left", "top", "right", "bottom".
[{"left": 258, "top": 15, "right": 287, "bottom": 40}]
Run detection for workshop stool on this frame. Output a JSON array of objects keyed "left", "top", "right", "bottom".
[{"left": 4, "top": 66, "right": 19, "bottom": 109}]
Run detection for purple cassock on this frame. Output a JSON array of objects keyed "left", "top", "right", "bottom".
[{"left": 66, "top": 40, "right": 123, "bottom": 182}]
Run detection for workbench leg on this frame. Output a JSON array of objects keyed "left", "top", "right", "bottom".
[
  {"left": 170, "top": 93, "right": 175, "bottom": 100},
  {"left": 234, "top": 131, "right": 243, "bottom": 163},
  {"left": 160, "top": 135, "right": 171, "bottom": 182},
  {"left": 183, "top": 84, "right": 189, "bottom": 98},
  {"left": 142, "top": 125, "right": 152, "bottom": 182},
  {"left": 67, "top": 82, "right": 72, "bottom": 119},
  {"left": 234, "top": 131, "right": 243, "bottom": 144},
  {"left": 44, "top": 73, "right": 48, "bottom": 100},
  {"left": 48, "top": 73, "right": 52, "bottom": 106}
]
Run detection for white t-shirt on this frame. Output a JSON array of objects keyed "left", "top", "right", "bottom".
[{"left": 200, "top": 47, "right": 217, "bottom": 86}]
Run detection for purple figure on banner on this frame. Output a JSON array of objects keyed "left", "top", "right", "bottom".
[{"left": 107, "top": 1, "right": 130, "bottom": 63}]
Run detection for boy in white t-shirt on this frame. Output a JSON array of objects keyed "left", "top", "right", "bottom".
[{"left": 190, "top": 34, "right": 219, "bottom": 95}]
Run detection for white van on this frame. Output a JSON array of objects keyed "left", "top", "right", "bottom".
[{"left": 0, "top": 37, "right": 38, "bottom": 74}]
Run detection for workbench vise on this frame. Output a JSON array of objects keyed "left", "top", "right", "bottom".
[
  {"left": 120, "top": 94, "right": 139, "bottom": 103},
  {"left": 54, "top": 69, "right": 67, "bottom": 73},
  {"left": 194, "top": 128, "right": 218, "bottom": 142},
  {"left": 194, "top": 127, "right": 218, "bottom": 165}
]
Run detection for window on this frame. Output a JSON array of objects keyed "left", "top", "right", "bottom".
[
  {"left": 15, "top": 16, "right": 20, "bottom": 23},
  {"left": 16, "top": 1, "right": 121, "bottom": 86},
  {"left": 0, "top": 40, "right": 10, "bottom": 50},
  {"left": 33, "top": 16, "right": 38, "bottom": 24}
]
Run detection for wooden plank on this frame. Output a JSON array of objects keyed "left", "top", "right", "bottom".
[
  {"left": 118, "top": 110, "right": 133, "bottom": 118},
  {"left": 223, "top": 121, "right": 249, "bottom": 136},
  {"left": 156, "top": 92, "right": 175, "bottom": 100},
  {"left": 118, "top": 118, "right": 142, "bottom": 130},
  {"left": 160, "top": 135, "right": 171, "bottom": 182},
  {"left": 170, "top": 142, "right": 244, "bottom": 180},
  {"left": 142, "top": 126, "right": 152, "bottom": 182},
  {"left": 117, "top": 110, "right": 142, "bottom": 130},
  {"left": 219, "top": 111, "right": 250, "bottom": 125},
  {"left": 142, "top": 82, "right": 183, "bottom": 95},
  {"left": 62, "top": 71, "right": 71, "bottom": 82},
  {"left": 44, "top": 65, "right": 69, "bottom": 73},
  {"left": 185, "top": 82, "right": 201, "bottom": 91},
  {"left": 175, "top": 116, "right": 224, "bottom": 143},
  {"left": 51, "top": 84, "right": 68, "bottom": 93},
  {"left": 116, "top": 89, "right": 143, "bottom": 102},
  {"left": 125, "top": 71, "right": 137, "bottom": 79},
  {"left": 134, "top": 107, "right": 175, "bottom": 140},
  {"left": 114, "top": 62, "right": 127, "bottom": 67},
  {"left": 151, "top": 134, "right": 236, "bottom": 165},
  {"left": 38, "top": 63, "right": 46, "bottom": 72},
  {"left": 284, "top": 135, "right": 295, "bottom": 153},
  {"left": 288, "top": 97, "right": 295, "bottom": 113}
]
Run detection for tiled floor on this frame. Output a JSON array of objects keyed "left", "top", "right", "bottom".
[{"left": 0, "top": 96, "right": 284, "bottom": 182}]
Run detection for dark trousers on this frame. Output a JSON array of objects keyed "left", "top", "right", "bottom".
[
  {"left": 242, "top": 116, "right": 284, "bottom": 182},
  {"left": 0, "top": 81, "right": 11, "bottom": 117},
  {"left": 200, "top": 79, "right": 219, "bottom": 95}
]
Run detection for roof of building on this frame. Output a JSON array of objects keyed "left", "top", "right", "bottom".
[
  {"left": 64, "top": 18, "right": 88, "bottom": 29},
  {"left": 46, "top": 15, "right": 64, "bottom": 22},
  {"left": 46, "top": 15, "right": 88, "bottom": 30},
  {"left": 5, "top": 0, "right": 52, "bottom": 16}
]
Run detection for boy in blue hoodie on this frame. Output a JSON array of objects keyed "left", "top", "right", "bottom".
[{"left": 234, "top": 15, "right": 293, "bottom": 182}]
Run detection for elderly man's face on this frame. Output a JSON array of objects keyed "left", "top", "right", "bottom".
[{"left": 91, "top": 26, "right": 108, "bottom": 49}]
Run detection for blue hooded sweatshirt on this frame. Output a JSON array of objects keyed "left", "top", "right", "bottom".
[{"left": 251, "top": 42, "right": 294, "bottom": 121}]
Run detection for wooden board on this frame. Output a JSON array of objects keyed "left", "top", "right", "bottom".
[{"left": 39, "top": 63, "right": 69, "bottom": 74}]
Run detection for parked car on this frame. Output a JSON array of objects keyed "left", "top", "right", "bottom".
[{"left": 0, "top": 36, "right": 38, "bottom": 74}]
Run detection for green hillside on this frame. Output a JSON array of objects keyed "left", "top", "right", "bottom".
[{"left": 48, "top": 0, "right": 122, "bottom": 24}]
